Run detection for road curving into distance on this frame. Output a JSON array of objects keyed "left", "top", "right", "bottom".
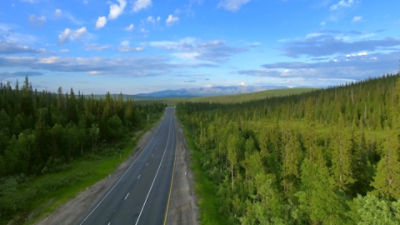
[{"left": 78, "top": 107, "right": 176, "bottom": 225}]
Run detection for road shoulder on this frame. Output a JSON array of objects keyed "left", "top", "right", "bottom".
[{"left": 165, "top": 114, "right": 199, "bottom": 225}]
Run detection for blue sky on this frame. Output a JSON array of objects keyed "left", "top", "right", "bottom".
[{"left": 0, "top": 0, "right": 399, "bottom": 94}]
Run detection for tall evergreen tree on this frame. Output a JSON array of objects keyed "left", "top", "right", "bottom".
[
  {"left": 331, "top": 113, "right": 354, "bottom": 191},
  {"left": 372, "top": 77, "right": 400, "bottom": 200},
  {"left": 281, "top": 130, "right": 302, "bottom": 196},
  {"left": 227, "top": 133, "right": 239, "bottom": 190}
]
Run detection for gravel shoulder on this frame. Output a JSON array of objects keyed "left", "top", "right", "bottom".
[
  {"left": 165, "top": 113, "right": 199, "bottom": 225},
  {"left": 34, "top": 116, "right": 164, "bottom": 225}
]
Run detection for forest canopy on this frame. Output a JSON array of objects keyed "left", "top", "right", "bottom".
[
  {"left": 0, "top": 78, "right": 164, "bottom": 177},
  {"left": 177, "top": 74, "right": 400, "bottom": 225}
]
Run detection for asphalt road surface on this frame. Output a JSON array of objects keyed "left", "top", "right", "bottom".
[{"left": 79, "top": 107, "right": 176, "bottom": 225}]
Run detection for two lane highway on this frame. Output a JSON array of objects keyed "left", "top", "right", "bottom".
[{"left": 78, "top": 107, "right": 176, "bottom": 225}]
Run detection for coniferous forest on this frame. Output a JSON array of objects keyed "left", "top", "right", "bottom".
[
  {"left": 177, "top": 74, "right": 400, "bottom": 225},
  {"left": 0, "top": 78, "right": 164, "bottom": 223}
]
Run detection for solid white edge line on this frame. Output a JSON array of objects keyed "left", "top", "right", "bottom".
[
  {"left": 134, "top": 111, "right": 173, "bottom": 225},
  {"left": 79, "top": 113, "right": 167, "bottom": 225}
]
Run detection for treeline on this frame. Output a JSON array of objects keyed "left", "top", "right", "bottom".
[
  {"left": 0, "top": 78, "right": 164, "bottom": 177},
  {"left": 177, "top": 74, "right": 400, "bottom": 225}
]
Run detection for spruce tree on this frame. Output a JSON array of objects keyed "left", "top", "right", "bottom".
[
  {"left": 331, "top": 113, "right": 354, "bottom": 191},
  {"left": 227, "top": 134, "right": 238, "bottom": 190},
  {"left": 281, "top": 130, "right": 302, "bottom": 196},
  {"left": 372, "top": 77, "right": 400, "bottom": 199}
]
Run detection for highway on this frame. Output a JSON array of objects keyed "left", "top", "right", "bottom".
[{"left": 78, "top": 107, "right": 176, "bottom": 225}]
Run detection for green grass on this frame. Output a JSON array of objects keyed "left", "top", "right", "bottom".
[
  {"left": 188, "top": 88, "right": 316, "bottom": 104},
  {"left": 181, "top": 125, "right": 229, "bottom": 225},
  {"left": 0, "top": 118, "right": 161, "bottom": 225},
  {"left": 27, "top": 140, "right": 137, "bottom": 224}
]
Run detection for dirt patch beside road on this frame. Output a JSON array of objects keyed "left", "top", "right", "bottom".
[
  {"left": 34, "top": 117, "right": 163, "bottom": 225},
  {"left": 166, "top": 114, "right": 199, "bottom": 225}
]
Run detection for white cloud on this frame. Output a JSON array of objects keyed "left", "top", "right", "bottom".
[
  {"left": 88, "top": 70, "right": 103, "bottom": 75},
  {"left": 133, "top": 0, "right": 152, "bottom": 13},
  {"left": 240, "top": 50, "right": 400, "bottom": 86},
  {"left": 38, "top": 56, "right": 60, "bottom": 64},
  {"left": 150, "top": 38, "right": 196, "bottom": 50},
  {"left": 55, "top": 9, "right": 62, "bottom": 17},
  {"left": 150, "top": 37, "right": 246, "bottom": 63},
  {"left": 282, "top": 31, "right": 400, "bottom": 57},
  {"left": 58, "top": 29, "right": 71, "bottom": 44},
  {"left": 96, "top": 16, "right": 107, "bottom": 29},
  {"left": 85, "top": 43, "right": 110, "bottom": 51},
  {"left": 108, "top": 0, "right": 127, "bottom": 20},
  {"left": 0, "top": 55, "right": 178, "bottom": 78},
  {"left": 58, "top": 27, "right": 88, "bottom": 44},
  {"left": 147, "top": 16, "right": 156, "bottom": 23},
  {"left": 95, "top": 0, "right": 126, "bottom": 29},
  {"left": 346, "top": 51, "right": 368, "bottom": 58},
  {"left": 330, "top": 0, "right": 355, "bottom": 10},
  {"left": 125, "top": 23, "right": 134, "bottom": 31},
  {"left": 352, "top": 16, "right": 363, "bottom": 22},
  {"left": 28, "top": 15, "right": 46, "bottom": 28},
  {"left": 166, "top": 14, "right": 179, "bottom": 26},
  {"left": 74, "top": 27, "right": 87, "bottom": 38},
  {"left": 218, "top": 0, "right": 251, "bottom": 12},
  {"left": 119, "top": 40, "right": 144, "bottom": 52}
]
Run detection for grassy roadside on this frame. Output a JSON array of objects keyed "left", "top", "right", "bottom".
[
  {"left": 178, "top": 118, "right": 228, "bottom": 225},
  {"left": 0, "top": 115, "right": 162, "bottom": 225}
]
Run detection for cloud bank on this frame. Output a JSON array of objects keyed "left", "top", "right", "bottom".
[
  {"left": 150, "top": 38, "right": 247, "bottom": 63},
  {"left": 282, "top": 31, "right": 400, "bottom": 57}
]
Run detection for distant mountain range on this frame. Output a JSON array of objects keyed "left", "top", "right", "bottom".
[{"left": 134, "top": 85, "right": 288, "bottom": 99}]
